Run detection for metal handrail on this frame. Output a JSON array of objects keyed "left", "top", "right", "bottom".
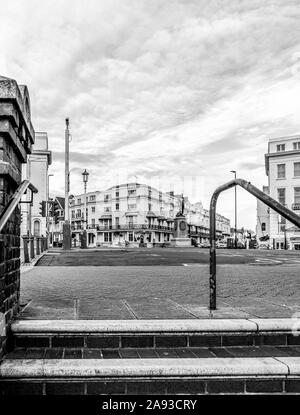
[
  {"left": 209, "top": 178, "right": 300, "bottom": 310},
  {"left": 0, "top": 180, "right": 38, "bottom": 232}
]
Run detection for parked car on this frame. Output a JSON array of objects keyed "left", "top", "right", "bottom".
[
  {"left": 199, "top": 242, "right": 210, "bottom": 248},
  {"left": 216, "top": 241, "right": 227, "bottom": 248}
]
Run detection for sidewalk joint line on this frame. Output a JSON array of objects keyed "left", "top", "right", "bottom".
[{"left": 121, "top": 299, "right": 139, "bottom": 319}]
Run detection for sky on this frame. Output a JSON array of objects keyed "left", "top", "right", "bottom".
[{"left": 1, "top": 0, "right": 300, "bottom": 230}]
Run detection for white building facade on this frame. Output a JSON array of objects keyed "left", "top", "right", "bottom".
[
  {"left": 69, "top": 183, "right": 231, "bottom": 247},
  {"left": 258, "top": 135, "right": 300, "bottom": 250},
  {"left": 21, "top": 132, "right": 52, "bottom": 238}
]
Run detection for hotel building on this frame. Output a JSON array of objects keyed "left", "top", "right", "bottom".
[
  {"left": 257, "top": 135, "right": 300, "bottom": 249},
  {"left": 68, "top": 182, "right": 231, "bottom": 247}
]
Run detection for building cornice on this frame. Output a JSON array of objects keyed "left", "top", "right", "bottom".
[{"left": 265, "top": 149, "right": 300, "bottom": 175}]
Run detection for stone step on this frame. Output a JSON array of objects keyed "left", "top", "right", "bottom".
[
  {"left": 10, "top": 319, "right": 300, "bottom": 349},
  {"left": 0, "top": 357, "right": 300, "bottom": 395}
]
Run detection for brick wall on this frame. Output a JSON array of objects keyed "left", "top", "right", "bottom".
[{"left": 0, "top": 76, "right": 34, "bottom": 358}]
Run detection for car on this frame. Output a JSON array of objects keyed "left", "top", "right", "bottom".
[
  {"left": 199, "top": 242, "right": 210, "bottom": 248},
  {"left": 216, "top": 241, "right": 227, "bottom": 248}
]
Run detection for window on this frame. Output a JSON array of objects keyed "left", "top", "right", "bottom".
[
  {"left": 33, "top": 220, "right": 40, "bottom": 236},
  {"left": 293, "top": 142, "right": 300, "bottom": 150},
  {"left": 276, "top": 144, "right": 285, "bottom": 152},
  {"left": 77, "top": 198, "right": 81, "bottom": 204},
  {"left": 294, "top": 162, "right": 300, "bottom": 177},
  {"left": 277, "top": 188, "right": 286, "bottom": 205},
  {"left": 261, "top": 223, "right": 266, "bottom": 231},
  {"left": 91, "top": 218, "right": 95, "bottom": 226},
  {"left": 115, "top": 217, "right": 119, "bottom": 227},
  {"left": 148, "top": 203, "right": 152, "bottom": 211},
  {"left": 71, "top": 211, "right": 75, "bottom": 219},
  {"left": 116, "top": 203, "right": 119, "bottom": 211},
  {"left": 128, "top": 189, "right": 136, "bottom": 196},
  {"left": 116, "top": 191, "right": 119, "bottom": 197},
  {"left": 91, "top": 207, "right": 95, "bottom": 213},
  {"left": 89, "top": 195, "right": 96, "bottom": 201},
  {"left": 104, "top": 194, "right": 110, "bottom": 202},
  {"left": 104, "top": 232, "right": 112, "bottom": 242},
  {"left": 128, "top": 204, "right": 136, "bottom": 210},
  {"left": 105, "top": 207, "right": 111, "bottom": 212},
  {"left": 295, "top": 187, "right": 300, "bottom": 204},
  {"left": 77, "top": 209, "right": 81, "bottom": 217},
  {"left": 128, "top": 232, "right": 134, "bottom": 242},
  {"left": 277, "top": 164, "right": 286, "bottom": 179}
]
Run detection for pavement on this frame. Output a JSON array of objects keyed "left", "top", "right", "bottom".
[{"left": 18, "top": 248, "right": 300, "bottom": 320}]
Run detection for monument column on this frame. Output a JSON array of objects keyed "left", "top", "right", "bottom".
[{"left": 171, "top": 195, "right": 191, "bottom": 247}]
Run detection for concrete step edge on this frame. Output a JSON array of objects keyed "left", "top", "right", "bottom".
[
  {"left": 1, "top": 357, "right": 299, "bottom": 378},
  {"left": 11, "top": 318, "right": 300, "bottom": 334}
]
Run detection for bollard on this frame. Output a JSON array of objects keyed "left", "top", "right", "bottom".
[
  {"left": 23, "top": 237, "right": 30, "bottom": 263},
  {"left": 36, "top": 237, "right": 40, "bottom": 255},
  {"left": 30, "top": 237, "right": 35, "bottom": 260}
]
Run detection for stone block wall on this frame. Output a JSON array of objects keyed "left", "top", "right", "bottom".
[{"left": 0, "top": 76, "right": 34, "bottom": 358}]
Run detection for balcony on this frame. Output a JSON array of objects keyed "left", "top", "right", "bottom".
[
  {"left": 292, "top": 203, "right": 300, "bottom": 210},
  {"left": 95, "top": 224, "right": 174, "bottom": 232}
]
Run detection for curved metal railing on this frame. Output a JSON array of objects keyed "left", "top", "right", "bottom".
[{"left": 209, "top": 178, "right": 300, "bottom": 310}]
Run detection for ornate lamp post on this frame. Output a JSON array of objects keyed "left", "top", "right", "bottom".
[{"left": 81, "top": 169, "right": 89, "bottom": 249}]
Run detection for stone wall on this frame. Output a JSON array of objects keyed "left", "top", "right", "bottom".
[{"left": 0, "top": 76, "right": 34, "bottom": 358}]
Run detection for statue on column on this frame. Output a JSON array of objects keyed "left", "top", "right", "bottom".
[{"left": 176, "top": 193, "right": 185, "bottom": 217}]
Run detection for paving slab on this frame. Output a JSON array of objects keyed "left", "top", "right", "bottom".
[{"left": 19, "top": 264, "right": 300, "bottom": 320}]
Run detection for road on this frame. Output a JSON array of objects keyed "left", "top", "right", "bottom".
[{"left": 35, "top": 247, "right": 300, "bottom": 266}]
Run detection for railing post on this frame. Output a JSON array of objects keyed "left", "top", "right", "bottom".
[
  {"left": 29, "top": 236, "right": 35, "bottom": 260},
  {"left": 36, "top": 237, "right": 40, "bottom": 255},
  {"left": 209, "top": 193, "right": 217, "bottom": 310},
  {"left": 23, "top": 236, "right": 30, "bottom": 263}
]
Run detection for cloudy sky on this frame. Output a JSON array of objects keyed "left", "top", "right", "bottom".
[{"left": 1, "top": 0, "right": 300, "bottom": 229}]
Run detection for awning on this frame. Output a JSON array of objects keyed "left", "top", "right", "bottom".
[
  {"left": 100, "top": 215, "right": 112, "bottom": 219},
  {"left": 146, "top": 211, "right": 157, "bottom": 218}
]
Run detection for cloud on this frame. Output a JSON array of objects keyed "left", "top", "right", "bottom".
[{"left": 1, "top": 0, "right": 300, "bottom": 229}]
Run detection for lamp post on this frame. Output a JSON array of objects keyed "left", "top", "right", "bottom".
[
  {"left": 47, "top": 174, "right": 54, "bottom": 247},
  {"left": 81, "top": 169, "right": 89, "bottom": 249},
  {"left": 63, "top": 118, "right": 71, "bottom": 250},
  {"left": 230, "top": 170, "right": 237, "bottom": 249}
]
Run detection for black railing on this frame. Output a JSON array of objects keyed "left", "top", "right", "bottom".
[
  {"left": 22, "top": 236, "right": 48, "bottom": 263},
  {"left": 209, "top": 178, "right": 300, "bottom": 310},
  {"left": 0, "top": 180, "right": 38, "bottom": 232}
]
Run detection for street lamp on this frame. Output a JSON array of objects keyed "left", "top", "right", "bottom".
[
  {"left": 48, "top": 174, "right": 54, "bottom": 247},
  {"left": 230, "top": 170, "right": 237, "bottom": 249},
  {"left": 81, "top": 169, "right": 89, "bottom": 248}
]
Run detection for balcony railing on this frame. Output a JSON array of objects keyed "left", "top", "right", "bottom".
[
  {"left": 93, "top": 224, "right": 174, "bottom": 232},
  {"left": 292, "top": 203, "right": 300, "bottom": 210}
]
